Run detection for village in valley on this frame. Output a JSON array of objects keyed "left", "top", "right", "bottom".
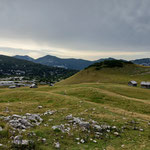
[{"left": 0, "top": 76, "right": 54, "bottom": 89}]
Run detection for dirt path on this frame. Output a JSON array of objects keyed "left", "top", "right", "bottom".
[
  {"left": 48, "top": 91, "right": 150, "bottom": 121},
  {"left": 85, "top": 100, "right": 150, "bottom": 121},
  {"left": 91, "top": 87, "right": 150, "bottom": 105}
]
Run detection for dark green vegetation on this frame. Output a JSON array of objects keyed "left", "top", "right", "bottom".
[
  {"left": 0, "top": 55, "right": 77, "bottom": 82},
  {"left": 86, "top": 60, "right": 133, "bottom": 69}
]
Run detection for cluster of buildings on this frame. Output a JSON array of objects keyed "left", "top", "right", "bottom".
[
  {"left": 0, "top": 78, "right": 54, "bottom": 89},
  {"left": 128, "top": 81, "right": 150, "bottom": 89},
  {"left": 0, "top": 81, "right": 36, "bottom": 89}
]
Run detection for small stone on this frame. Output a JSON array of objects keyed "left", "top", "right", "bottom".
[
  {"left": 112, "top": 126, "right": 117, "bottom": 129},
  {"left": 66, "top": 114, "right": 73, "bottom": 120},
  {"left": 139, "top": 128, "right": 144, "bottom": 132},
  {"left": 133, "top": 127, "right": 139, "bottom": 130},
  {"left": 80, "top": 139, "right": 85, "bottom": 143},
  {"left": 93, "top": 140, "right": 97, "bottom": 143},
  {"left": 121, "top": 144, "right": 125, "bottom": 148},
  {"left": 41, "top": 138, "right": 46, "bottom": 143},
  {"left": 0, "top": 126, "right": 3, "bottom": 131},
  {"left": 38, "top": 106, "right": 43, "bottom": 109},
  {"left": 22, "top": 140, "right": 29, "bottom": 145},
  {"left": 44, "top": 124, "right": 48, "bottom": 127},
  {"left": 114, "top": 132, "right": 119, "bottom": 136},
  {"left": 76, "top": 138, "right": 80, "bottom": 141},
  {"left": 54, "top": 142, "right": 60, "bottom": 148},
  {"left": 4, "top": 107, "right": 9, "bottom": 112},
  {"left": 48, "top": 119, "right": 53, "bottom": 122}
]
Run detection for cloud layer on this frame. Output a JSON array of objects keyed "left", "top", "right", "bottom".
[{"left": 0, "top": 0, "right": 150, "bottom": 59}]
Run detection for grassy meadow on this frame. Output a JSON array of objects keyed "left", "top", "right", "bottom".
[{"left": 0, "top": 82, "right": 150, "bottom": 150}]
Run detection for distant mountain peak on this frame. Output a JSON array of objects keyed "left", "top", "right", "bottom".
[
  {"left": 13, "top": 55, "right": 35, "bottom": 62},
  {"left": 132, "top": 58, "right": 150, "bottom": 66}
]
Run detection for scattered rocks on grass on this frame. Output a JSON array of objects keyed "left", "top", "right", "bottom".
[
  {"left": 13, "top": 135, "right": 27, "bottom": 145},
  {"left": 43, "top": 110, "right": 56, "bottom": 116},
  {"left": 51, "top": 114, "right": 121, "bottom": 146},
  {"left": 3, "top": 113, "right": 43, "bottom": 130},
  {"left": 52, "top": 124, "right": 71, "bottom": 133},
  {"left": 12, "top": 135, "right": 35, "bottom": 149},
  {"left": 65, "top": 114, "right": 119, "bottom": 138},
  {"left": 2, "top": 109, "right": 56, "bottom": 130}
]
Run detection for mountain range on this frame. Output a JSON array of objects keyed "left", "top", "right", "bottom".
[
  {"left": 14, "top": 55, "right": 150, "bottom": 70},
  {"left": 14, "top": 55, "right": 115, "bottom": 70},
  {"left": 0, "top": 55, "right": 77, "bottom": 82},
  {"left": 131, "top": 58, "right": 150, "bottom": 66}
]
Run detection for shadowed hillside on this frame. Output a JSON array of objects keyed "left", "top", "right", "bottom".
[{"left": 0, "top": 55, "right": 77, "bottom": 81}]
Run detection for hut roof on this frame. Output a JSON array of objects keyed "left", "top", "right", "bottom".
[
  {"left": 141, "top": 81, "right": 150, "bottom": 85},
  {"left": 129, "top": 81, "right": 137, "bottom": 84}
]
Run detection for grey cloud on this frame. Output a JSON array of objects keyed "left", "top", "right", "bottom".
[{"left": 0, "top": 0, "right": 150, "bottom": 56}]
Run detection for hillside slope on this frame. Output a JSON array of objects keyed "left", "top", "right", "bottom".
[
  {"left": 0, "top": 55, "right": 77, "bottom": 81},
  {"left": 58, "top": 60, "right": 150, "bottom": 85}
]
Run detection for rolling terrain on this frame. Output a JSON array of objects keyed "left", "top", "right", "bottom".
[
  {"left": 58, "top": 60, "right": 150, "bottom": 85},
  {"left": 14, "top": 55, "right": 150, "bottom": 71},
  {"left": 0, "top": 60, "right": 150, "bottom": 149},
  {"left": 14, "top": 55, "right": 94, "bottom": 70},
  {"left": 14, "top": 55, "right": 115, "bottom": 70}
]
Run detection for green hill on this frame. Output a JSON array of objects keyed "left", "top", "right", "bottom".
[{"left": 58, "top": 60, "right": 150, "bottom": 85}]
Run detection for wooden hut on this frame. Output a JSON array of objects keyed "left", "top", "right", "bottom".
[
  {"left": 30, "top": 83, "right": 38, "bottom": 88},
  {"left": 141, "top": 81, "right": 150, "bottom": 89},
  {"left": 128, "top": 81, "right": 137, "bottom": 87}
]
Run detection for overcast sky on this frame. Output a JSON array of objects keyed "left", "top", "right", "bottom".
[{"left": 0, "top": 0, "right": 150, "bottom": 60}]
